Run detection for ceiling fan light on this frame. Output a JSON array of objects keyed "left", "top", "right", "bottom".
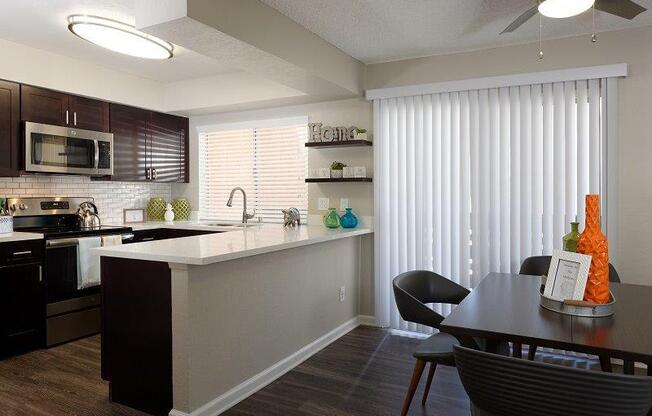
[
  {"left": 538, "top": 0, "right": 595, "bottom": 18},
  {"left": 68, "top": 15, "right": 173, "bottom": 59}
]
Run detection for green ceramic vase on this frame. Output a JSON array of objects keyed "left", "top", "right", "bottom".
[
  {"left": 563, "top": 221, "right": 580, "bottom": 252},
  {"left": 323, "top": 208, "right": 340, "bottom": 228},
  {"left": 147, "top": 198, "right": 167, "bottom": 221},
  {"left": 172, "top": 198, "right": 191, "bottom": 221}
]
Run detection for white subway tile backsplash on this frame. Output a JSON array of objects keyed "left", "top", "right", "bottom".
[{"left": 0, "top": 175, "right": 171, "bottom": 225}]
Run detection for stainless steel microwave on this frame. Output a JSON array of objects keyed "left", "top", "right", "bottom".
[{"left": 24, "top": 122, "right": 113, "bottom": 176}]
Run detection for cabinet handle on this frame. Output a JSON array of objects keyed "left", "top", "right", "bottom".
[
  {"left": 152, "top": 168, "right": 157, "bottom": 180},
  {"left": 74, "top": 111, "right": 77, "bottom": 126},
  {"left": 145, "top": 168, "right": 150, "bottom": 180},
  {"left": 12, "top": 250, "right": 32, "bottom": 256},
  {"left": 38, "top": 265, "right": 42, "bottom": 282},
  {"left": 65, "top": 110, "right": 69, "bottom": 125}
]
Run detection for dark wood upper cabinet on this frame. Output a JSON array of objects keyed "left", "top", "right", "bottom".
[
  {"left": 149, "top": 111, "right": 188, "bottom": 183},
  {"left": 21, "top": 85, "right": 109, "bottom": 132},
  {"left": 21, "top": 85, "right": 69, "bottom": 127},
  {"left": 110, "top": 104, "right": 150, "bottom": 182},
  {"left": 0, "top": 80, "right": 20, "bottom": 177},
  {"left": 108, "top": 103, "right": 189, "bottom": 183},
  {"left": 68, "top": 95, "right": 110, "bottom": 132}
]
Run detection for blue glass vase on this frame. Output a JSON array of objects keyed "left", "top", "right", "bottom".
[{"left": 339, "top": 208, "right": 358, "bottom": 228}]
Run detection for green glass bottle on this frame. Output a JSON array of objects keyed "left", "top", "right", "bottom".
[
  {"left": 563, "top": 221, "right": 580, "bottom": 252},
  {"left": 323, "top": 208, "right": 340, "bottom": 229}
]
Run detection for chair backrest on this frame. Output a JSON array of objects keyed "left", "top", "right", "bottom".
[
  {"left": 519, "top": 255, "right": 621, "bottom": 283},
  {"left": 454, "top": 345, "right": 652, "bottom": 416},
  {"left": 392, "top": 270, "right": 469, "bottom": 329}
]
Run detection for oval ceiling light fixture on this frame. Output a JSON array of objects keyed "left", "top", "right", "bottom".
[
  {"left": 68, "top": 15, "right": 173, "bottom": 59},
  {"left": 538, "top": 0, "right": 595, "bottom": 19}
]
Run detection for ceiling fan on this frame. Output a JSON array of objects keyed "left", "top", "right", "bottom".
[{"left": 501, "top": 0, "right": 647, "bottom": 34}]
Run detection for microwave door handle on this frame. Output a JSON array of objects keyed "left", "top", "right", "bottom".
[{"left": 94, "top": 139, "right": 100, "bottom": 169}]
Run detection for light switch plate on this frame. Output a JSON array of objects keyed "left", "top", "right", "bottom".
[
  {"left": 340, "top": 198, "right": 349, "bottom": 211},
  {"left": 318, "top": 197, "right": 330, "bottom": 210}
]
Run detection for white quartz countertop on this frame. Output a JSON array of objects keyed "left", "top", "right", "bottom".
[
  {"left": 93, "top": 223, "right": 372, "bottom": 265},
  {"left": 0, "top": 232, "right": 44, "bottom": 243}
]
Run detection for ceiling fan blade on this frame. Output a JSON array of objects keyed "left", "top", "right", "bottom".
[
  {"left": 595, "top": 0, "right": 647, "bottom": 19},
  {"left": 501, "top": 5, "right": 539, "bottom": 34}
]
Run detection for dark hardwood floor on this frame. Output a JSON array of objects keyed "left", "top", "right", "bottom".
[
  {"left": 224, "top": 327, "right": 470, "bottom": 416},
  {"left": 0, "top": 336, "right": 146, "bottom": 416},
  {"left": 0, "top": 326, "right": 635, "bottom": 416}
]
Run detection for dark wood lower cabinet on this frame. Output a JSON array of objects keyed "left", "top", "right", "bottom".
[
  {"left": 101, "top": 257, "right": 172, "bottom": 416},
  {"left": 0, "top": 239, "right": 44, "bottom": 358}
]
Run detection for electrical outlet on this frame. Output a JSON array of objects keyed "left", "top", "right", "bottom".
[
  {"left": 340, "top": 198, "right": 349, "bottom": 211},
  {"left": 318, "top": 197, "right": 330, "bottom": 210},
  {"left": 339, "top": 286, "right": 345, "bottom": 302}
]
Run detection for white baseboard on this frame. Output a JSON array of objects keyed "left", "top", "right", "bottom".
[{"left": 169, "top": 316, "right": 364, "bottom": 416}]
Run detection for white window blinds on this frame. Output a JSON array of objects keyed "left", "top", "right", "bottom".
[
  {"left": 199, "top": 122, "right": 308, "bottom": 223},
  {"left": 373, "top": 76, "right": 619, "bottom": 333}
]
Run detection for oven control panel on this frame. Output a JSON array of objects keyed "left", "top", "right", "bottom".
[
  {"left": 41, "top": 201, "right": 70, "bottom": 210},
  {"left": 7, "top": 197, "right": 93, "bottom": 216}
]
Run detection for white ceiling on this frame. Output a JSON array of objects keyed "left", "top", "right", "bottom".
[
  {"left": 261, "top": 0, "right": 652, "bottom": 63},
  {"left": 0, "top": 0, "right": 236, "bottom": 82}
]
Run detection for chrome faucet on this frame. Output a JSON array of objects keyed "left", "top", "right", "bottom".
[{"left": 226, "top": 187, "right": 256, "bottom": 223}]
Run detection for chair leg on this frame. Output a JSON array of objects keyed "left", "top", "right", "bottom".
[
  {"left": 599, "top": 354, "right": 613, "bottom": 373},
  {"left": 527, "top": 345, "right": 537, "bottom": 361},
  {"left": 624, "top": 360, "right": 635, "bottom": 375},
  {"left": 512, "top": 342, "right": 522, "bottom": 358},
  {"left": 422, "top": 362, "right": 437, "bottom": 405},
  {"left": 401, "top": 359, "right": 426, "bottom": 416}
]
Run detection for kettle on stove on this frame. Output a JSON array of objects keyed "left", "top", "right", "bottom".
[{"left": 77, "top": 201, "right": 101, "bottom": 229}]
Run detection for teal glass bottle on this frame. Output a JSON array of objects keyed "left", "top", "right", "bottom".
[
  {"left": 323, "top": 208, "right": 340, "bottom": 228},
  {"left": 339, "top": 208, "right": 358, "bottom": 228}
]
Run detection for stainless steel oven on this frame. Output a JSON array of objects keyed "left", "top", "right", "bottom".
[{"left": 24, "top": 122, "right": 113, "bottom": 176}]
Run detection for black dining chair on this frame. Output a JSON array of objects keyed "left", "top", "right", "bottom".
[
  {"left": 392, "top": 270, "right": 474, "bottom": 416},
  {"left": 454, "top": 345, "right": 652, "bottom": 416},
  {"left": 518, "top": 255, "right": 621, "bottom": 371}
]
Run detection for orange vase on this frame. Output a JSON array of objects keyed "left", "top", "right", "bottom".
[{"left": 577, "top": 194, "right": 610, "bottom": 304}]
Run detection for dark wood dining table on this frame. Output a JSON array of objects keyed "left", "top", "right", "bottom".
[{"left": 440, "top": 273, "right": 652, "bottom": 375}]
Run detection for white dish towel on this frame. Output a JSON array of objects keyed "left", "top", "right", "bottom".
[
  {"left": 101, "top": 235, "right": 123, "bottom": 247},
  {"left": 77, "top": 236, "right": 102, "bottom": 290}
]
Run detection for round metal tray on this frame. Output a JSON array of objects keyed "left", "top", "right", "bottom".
[{"left": 539, "top": 287, "right": 615, "bottom": 318}]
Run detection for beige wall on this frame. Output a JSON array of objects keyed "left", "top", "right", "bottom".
[
  {"left": 172, "top": 97, "right": 374, "bottom": 219},
  {"left": 170, "top": 236, "right": 363, "bottom": 413},
  {"left": 367, "top": 25, "right": 652, "bottom": 286}
]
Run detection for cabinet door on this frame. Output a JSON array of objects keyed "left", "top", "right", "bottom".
[
  {"left": 0, "top": 80, "right": 20, "bottom": 176},
  {"left": 109, "top": 104, "right": 150, "bottom": 182},
  {"left": 69, "top": 95, "right": 110, "bottom": 132},
  {"left": 0, "top": 263, "right": 43, "bottom": 356},
  {"left": 148, "top": 112, "right": 188, "bottom": 183},
  {"left": 21, "top": 85, "right": 69, "bottom": 126}
]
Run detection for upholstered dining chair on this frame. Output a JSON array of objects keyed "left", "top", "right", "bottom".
[
  {"left": 518, "top": 255, "right": 621, "bottom": 372},
  {"left": 454, "top": 345, "right": 652, "bottom": 416},
  {"left": 392, "top": 270, "right": 473, "bottom": 416}
]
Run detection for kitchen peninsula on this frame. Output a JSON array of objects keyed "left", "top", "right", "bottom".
[{"left": 93, "top": 224, "right": 372, "bottom": 416}]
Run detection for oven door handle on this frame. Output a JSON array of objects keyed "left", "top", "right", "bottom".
[
  {"left": 47, "top": 234, "right": 134, "bottom": 248},
  {"left": 46, "top": 238, "right": 79, "bottom": 249}
]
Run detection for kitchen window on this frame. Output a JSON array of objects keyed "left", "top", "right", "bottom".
[{"left": 199, "top": 118, "right": 308, "bottom": 223}]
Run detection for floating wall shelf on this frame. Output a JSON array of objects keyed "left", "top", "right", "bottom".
[
  {"left": 305, "top": 140, "right": 372, "bottom": 148},
  {"left": 305, "top": 177, "right": 373, "bottom": 183}
]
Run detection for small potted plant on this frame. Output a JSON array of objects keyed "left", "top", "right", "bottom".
[
  {"left": 330, "top": 161, "right": 347, "bottom": 179},
  {"left": 355, "top": 128, "right": 368, "bottom": 140}
]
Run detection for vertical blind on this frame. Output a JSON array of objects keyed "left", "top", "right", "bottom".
[
  {"left": 373, "top": 77, "right": 618, "bottom": 333},
  {"left": 199, "top": 123, "right": 308, "bottom": 223}
]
